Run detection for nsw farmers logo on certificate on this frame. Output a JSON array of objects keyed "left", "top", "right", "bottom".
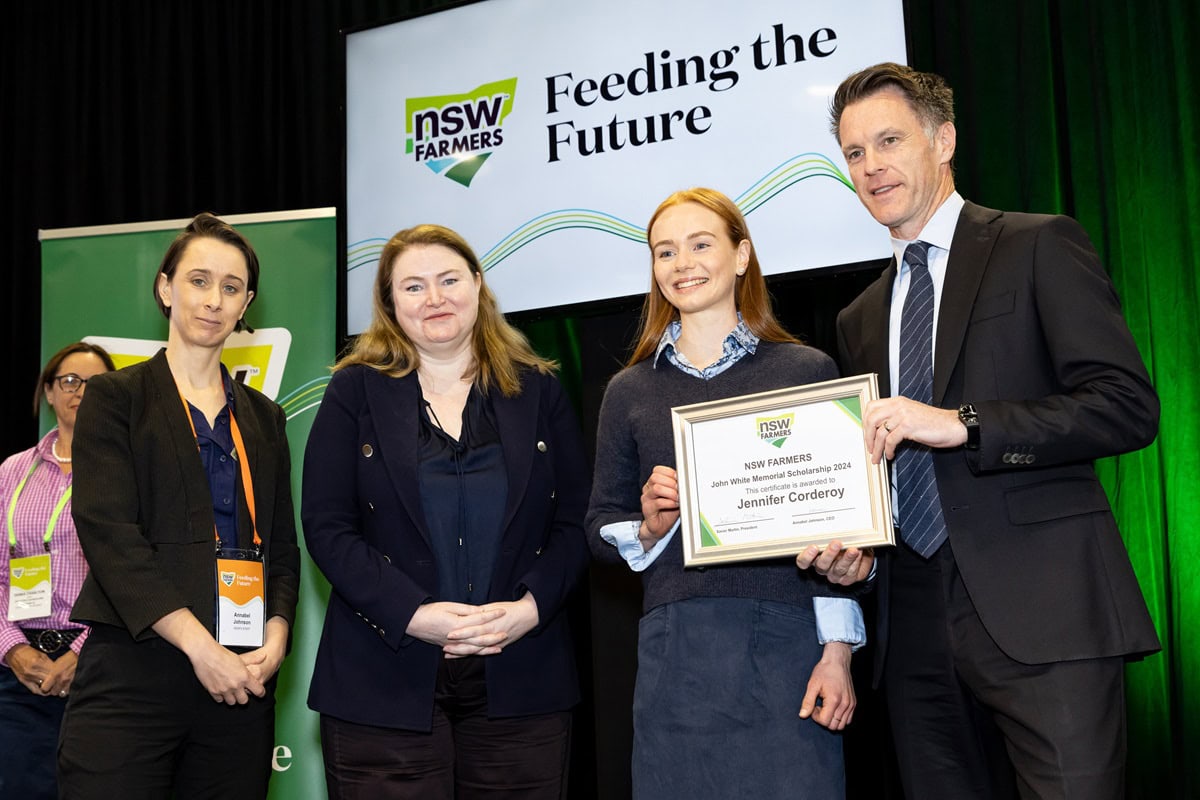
[{"left": 755, "top": 412, "right": 794, "bottom": 448}]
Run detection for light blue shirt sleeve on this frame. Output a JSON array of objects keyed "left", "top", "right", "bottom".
[
  {"left": 601, "top": 518, "right": 866, "bottom": 649},
  {"left": 814, "top": 597, "right": 867, "bottom": 651},
  {"left": 598, "top": 519, "right": 678, "bottom": 572}
]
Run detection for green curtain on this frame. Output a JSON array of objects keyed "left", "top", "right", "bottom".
[
  {"left": 908, "top": 1, "right": 1199, "bottom": 796},
  {"left": 521, "top": 317, "right": 585, "bottom": 407}
]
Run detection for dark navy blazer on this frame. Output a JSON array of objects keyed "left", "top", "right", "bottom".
[{"left": 302, "top": 364, "right": 591, "bottom": 731}]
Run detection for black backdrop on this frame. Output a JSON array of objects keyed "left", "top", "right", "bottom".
[
  {"left": 6, "top": 2, "right": 1192, "bottom": 797},
  {"left": 1, "top": 0, "right": 888, "bottom": 459}
]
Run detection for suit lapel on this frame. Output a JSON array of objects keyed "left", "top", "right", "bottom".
[
  {"left": 934, "top": 202, "right": 1002, "bottom": 404},
  {"left": 492, "top": 374, "right": 537, "bottom": 536},
  {"left": 364, "top": 369, "right": 433, "bottom": 547},
  {"left": 862, "top": 263, "right": 895, "bottom": 393}
]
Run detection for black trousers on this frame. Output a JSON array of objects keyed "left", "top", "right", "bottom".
[
  {"left": 321, "top": 656, "right": 571, "bottom": 800},
  {"left": 885, "top": 542, "right": 1127, "bottom": 800},
  {"left": 57, "top": 624, "right": 276, "bottom": 800}
]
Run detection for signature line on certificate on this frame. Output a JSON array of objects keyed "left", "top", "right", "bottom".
[{"left": 793, "top": 508, "right": 855, "bottom": 517}]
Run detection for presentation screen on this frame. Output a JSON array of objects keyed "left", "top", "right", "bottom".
[{"left": 345, "top": 0, "right": 907, "bottom": 332}]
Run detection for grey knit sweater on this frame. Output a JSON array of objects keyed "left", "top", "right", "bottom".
[{"left": 586, "top": 340, "right": 859, "bottom": 613}]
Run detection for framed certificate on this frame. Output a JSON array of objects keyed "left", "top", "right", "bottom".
[{"left": 672, "top": 373, "right": 895, "bottom": 567}]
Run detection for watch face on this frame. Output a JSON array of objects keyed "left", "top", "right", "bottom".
[{"left": 959, "top": 405, "right": 980, "bottom": 449}]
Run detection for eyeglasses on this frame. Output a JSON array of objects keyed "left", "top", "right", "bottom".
[{"left": 53, "top": 374, "right": 91, "bottom": 394}]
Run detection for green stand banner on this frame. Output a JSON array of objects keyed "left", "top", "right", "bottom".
[{"left": 39, "top": 209, "right": 336, "bottom": 798}]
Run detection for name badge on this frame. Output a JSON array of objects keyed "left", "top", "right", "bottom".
[
  {"left": 215, "top": 551, "right": 264, "bottom": 648},
  {"left": 8, "top": 553, "right": 52, "bottom": 621}
]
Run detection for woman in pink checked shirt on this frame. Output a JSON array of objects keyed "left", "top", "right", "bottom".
[{"left": 0, "top": 341, "right": 114, "bottom": 800}]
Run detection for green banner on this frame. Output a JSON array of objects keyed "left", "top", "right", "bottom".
[{"left": 40, "top": 209, "right": 335, "bottom": 797}]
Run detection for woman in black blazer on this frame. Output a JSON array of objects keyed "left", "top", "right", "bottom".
[
  {"left": 302, "top": 224, "right": 590, "bottom": 799},
  {"left": 58, "top": 213, "right": 300, "bottom": 799}
]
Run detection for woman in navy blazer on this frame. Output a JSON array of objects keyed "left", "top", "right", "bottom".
[{"left": 303, "top": 224, "right": 590, "bottom": 799}]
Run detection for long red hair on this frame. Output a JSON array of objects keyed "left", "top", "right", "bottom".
[{"left": 626, "top": 187, "right": 800, "bottom": 366}]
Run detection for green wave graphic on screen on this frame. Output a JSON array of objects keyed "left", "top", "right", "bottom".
[
  {"left": 734, "top": 151, "right": 853, "bottom": 211},
  {"left": 479, "top": 209, "right": 645, "bottom": 271},
  {"left": 346, "top": 151, "right": 852, "bottom": 274}
]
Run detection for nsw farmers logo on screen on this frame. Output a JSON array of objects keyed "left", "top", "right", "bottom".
[{"left": 406, "top": 78, "right": 517, "bottom": 187}]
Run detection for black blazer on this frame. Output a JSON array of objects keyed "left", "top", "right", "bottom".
[
  {"left": 71, "top": 350, "right": 300, "bottom": 640},
  {"left": 302, "top": 365, "right": 591, "bottom": 731},
  {"left": 837, "top": 201, "right": 1160, "bottom": 677}
]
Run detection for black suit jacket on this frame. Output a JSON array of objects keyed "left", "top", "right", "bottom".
[
  {"left": 71, "top": 350, "right": 300, "bottom": 640},
  {"left": 302, "top": 365, "right": 591, "bottom": 731},
  {"left": 837, "top": 201, "right": 1160, "bottom": 677}
]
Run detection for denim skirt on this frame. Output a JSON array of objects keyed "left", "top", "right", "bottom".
[{"left": 631, "top": 596, "right": 844, "bottom": 799}]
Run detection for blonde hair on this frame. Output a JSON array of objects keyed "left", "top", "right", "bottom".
[
  {"left": 335, "top": 224, "right": 555, "bottom": 396},
  {"left": 626, "top": 187, "right": 800, "bottom": 366}
]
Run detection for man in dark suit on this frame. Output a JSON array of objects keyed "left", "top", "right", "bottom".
[{"left": 801, "top": 63, "right": 1160, "bottom": 799}]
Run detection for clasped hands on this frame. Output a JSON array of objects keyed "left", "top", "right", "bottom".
[
  {"left": 6, "top": 643, "right": 76, "bottom": 697},
  {"left": 407, "top": 592, "right": 540, "bottom": 658},
  {"left": 154, "top": 608, "right": 288, "bottom": 706}
]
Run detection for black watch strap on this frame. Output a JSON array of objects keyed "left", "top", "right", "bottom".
[{"left": 958, "top": 403, "right": 980, "bottom": 450}]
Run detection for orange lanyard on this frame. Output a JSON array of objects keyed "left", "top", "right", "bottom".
[{"left": 176, "top": 384, "right": 261, "bottom": 551}]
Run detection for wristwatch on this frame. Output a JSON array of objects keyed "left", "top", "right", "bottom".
[{"left": 958, "top": 403, "right": 980, "bottom": 450}]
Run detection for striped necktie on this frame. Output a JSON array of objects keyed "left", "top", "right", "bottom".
[{"left": 895, "top": 241, "right": 948, "bottom": 558}]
